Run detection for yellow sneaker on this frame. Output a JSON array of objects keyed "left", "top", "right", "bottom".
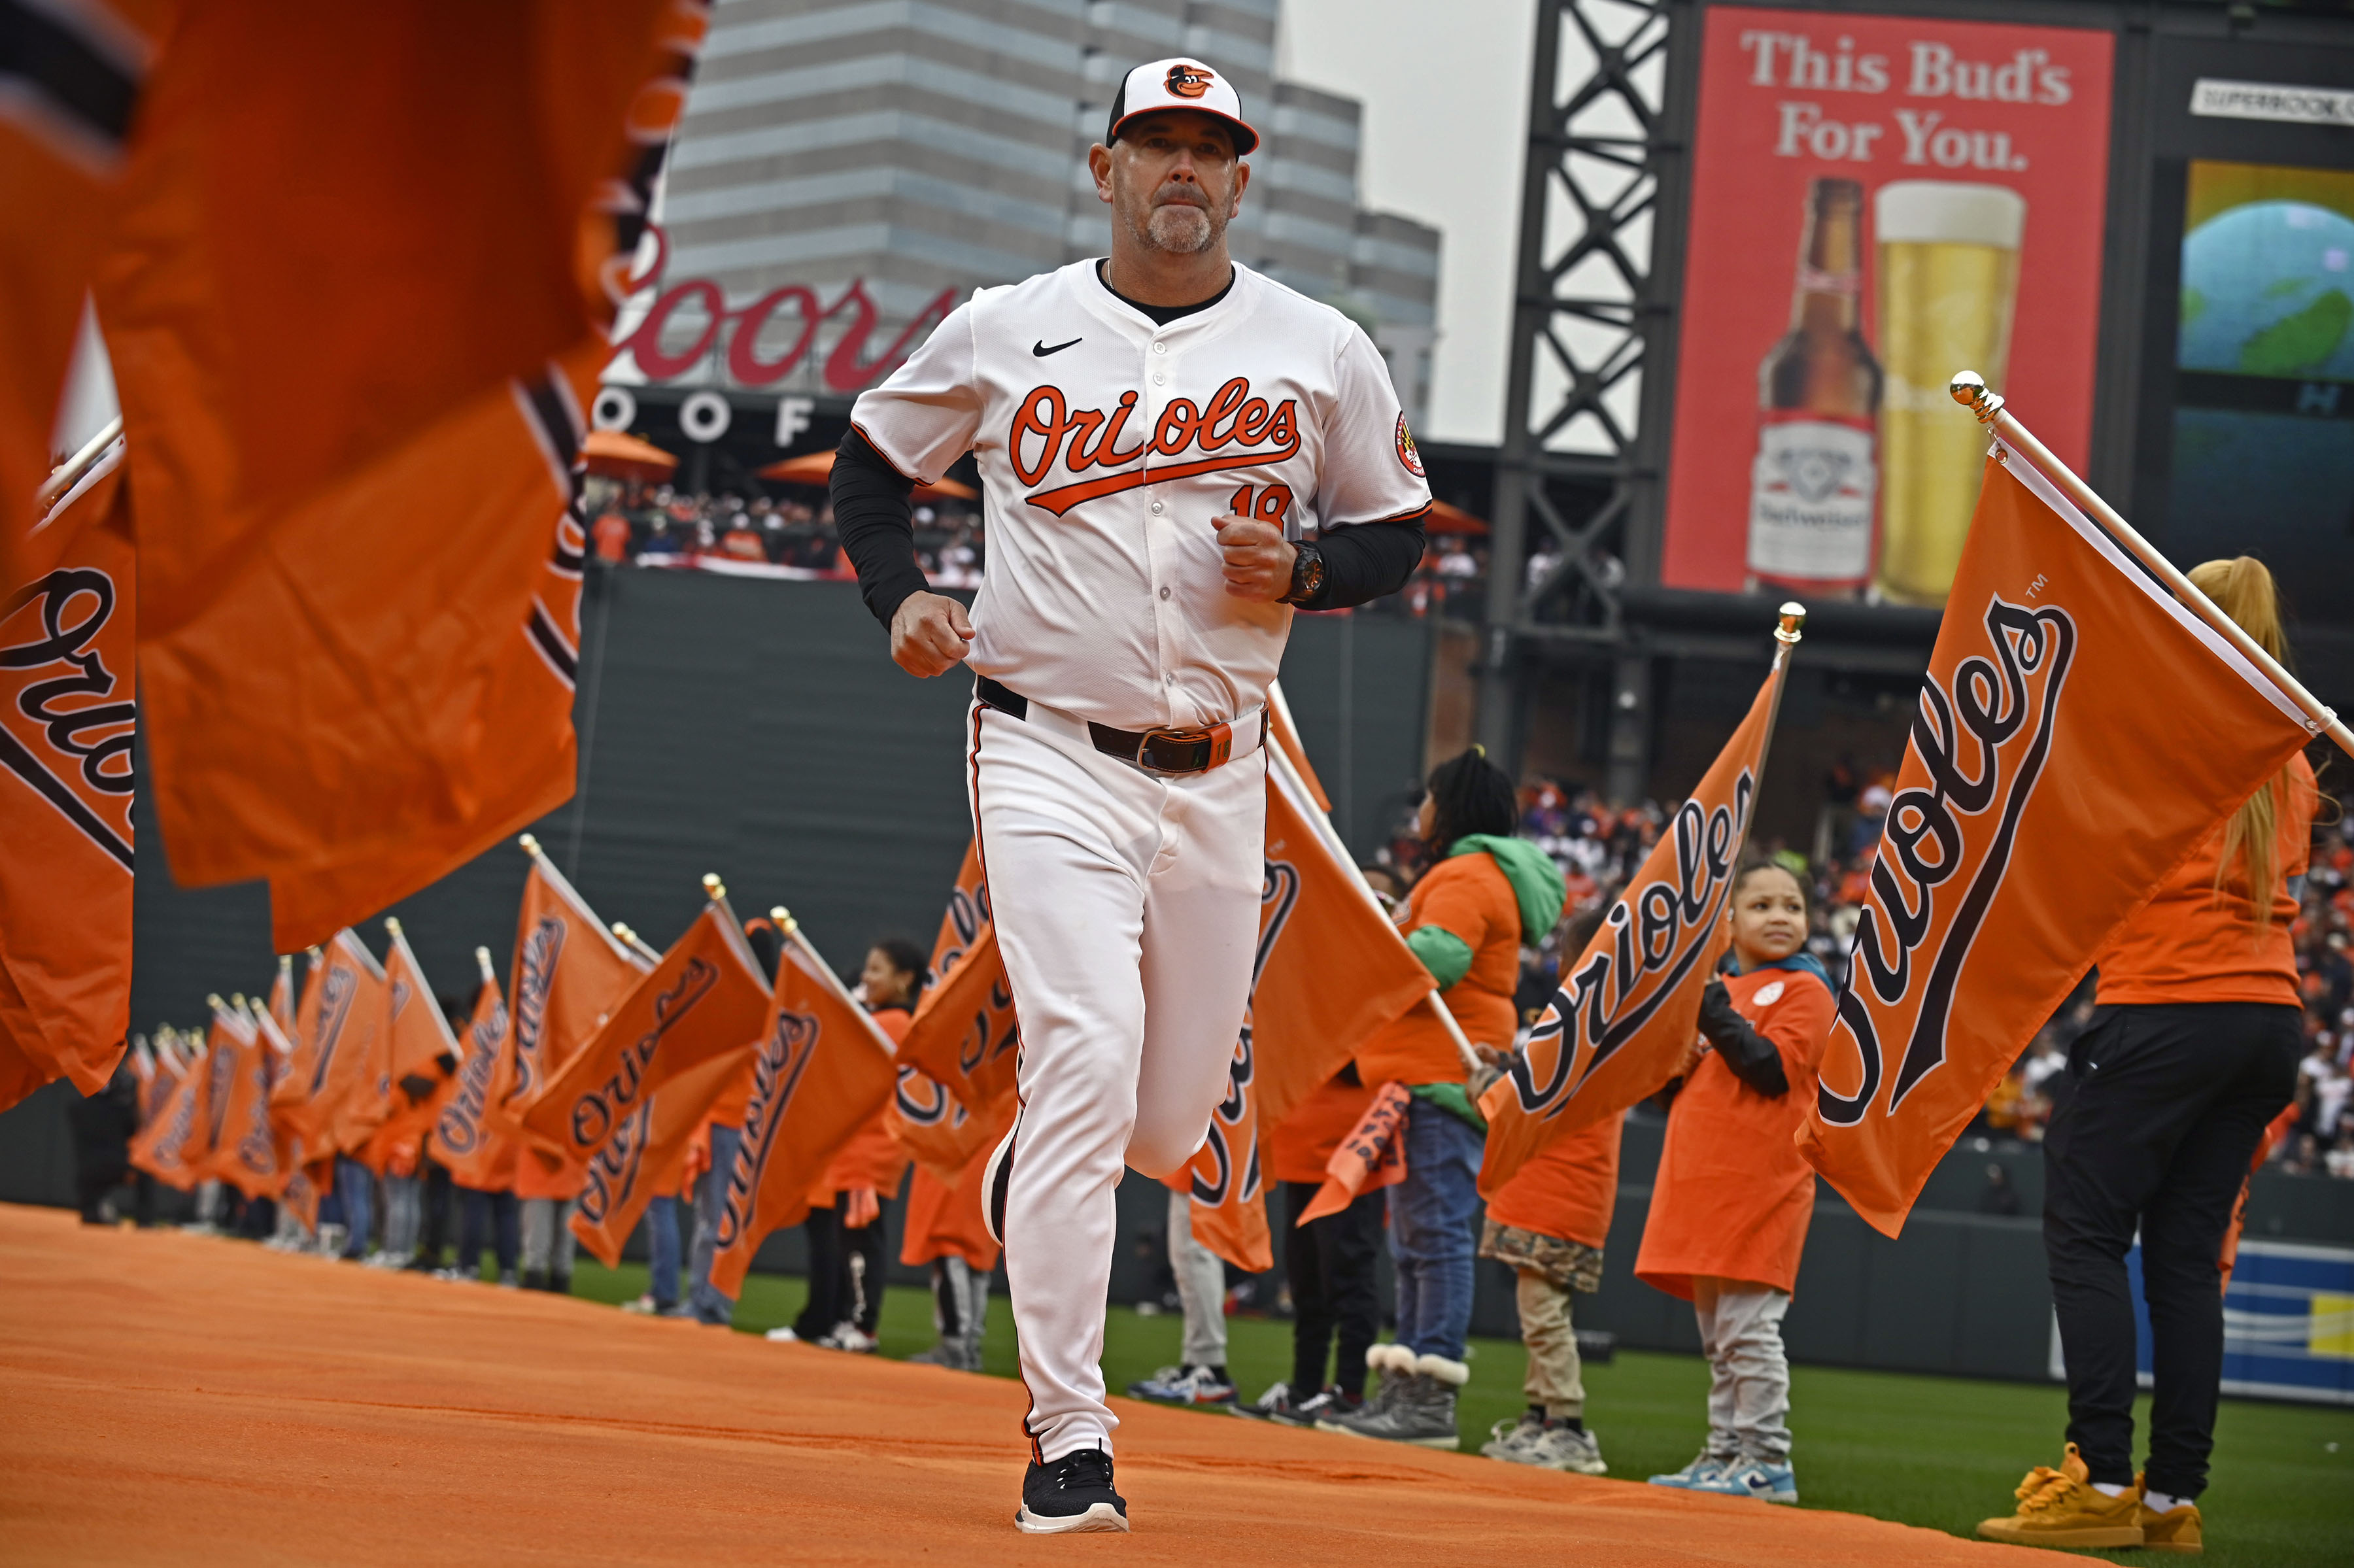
[
  {"left": 2136, "top": 1474, "right": 2203, "bottom": 1555},
  {"left": 1975, "top": 1444, "right": 2145, "bottom": 1550}
]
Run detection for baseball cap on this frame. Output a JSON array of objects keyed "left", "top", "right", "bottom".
[{"left": 1104, "top": 58, "right": 1259, "bottom": 156}]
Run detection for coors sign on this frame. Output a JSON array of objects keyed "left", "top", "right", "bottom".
[{"left": 1745, "top": 177, "right": 1882, "bottom": 598}]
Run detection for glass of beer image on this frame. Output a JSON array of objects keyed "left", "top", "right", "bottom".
[{"left": 1873, "top": 181, "right": 2025, "bottom": 605}]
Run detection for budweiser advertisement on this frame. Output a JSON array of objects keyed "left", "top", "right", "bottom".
[
  {"left": 1661, "top": 9, "right": 2113, "bottom": 607},
  {"left": 1796, "top": 442, "right": 2320, "bottom": 1233}
]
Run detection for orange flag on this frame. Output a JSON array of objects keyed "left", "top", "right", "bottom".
[
  {"left": 91, "top": 5, "right": 706, "bottom": 950},
  {"left": 267, "top": 947, "right": 326, "bottom": 1176},
  {"left": 571, "top": 1040, "right": 759, "bottom": 1269},
  {"left": 895, "top": 843, "right": 1019, "bottom": 1117},
  {"left": 0, "top": 0, "right": 166, "bottom": 592},
  {"left": 708, "top": 923, "right": 903, "bottom": 1299},
  {"left": 358, "top": 919, "right": 463, "bottom": 1176},
  {"left": 433, "top": 951, "right": 515, "bottom": 1189},
  {"left": 1798, "top": 446, "right": 2321, "bottom": 1235},
  {"left": 887, "top": 1066, "right": 1015, "bottom": 1184},
  {"left": 1180, "top": 739, "right": 1438, "bottom": 1271},
  {"left": 1479, "top": 660, "right": 1783, "bottom": 1195},
  {"left": 0, "top": 451, "right": 137, "bottom": 1111},
  {"left": 1295, "top": 1080, "right": 1412, "bottom": 1225},
  {"left": 129, "top": 1036, "right": 209, "bottom": 1191},
  {"left": 517, "top": 887, "right": 770, "bottom": 1170},
  {"left": 139, "top": 1031, "right": 186, "bottom": 1127},
  {"left": 1469, "top": 664, "right": 1779, "bottom": 1191},
  {"left": 200, "top": 998, "right": 281, "bottom": 1200},
  {"left": 292, "top": 928, "right": 393, "bottom": 1160},
  {"left": 476, "top": 840, "right": 652, "bottom": 1180}
]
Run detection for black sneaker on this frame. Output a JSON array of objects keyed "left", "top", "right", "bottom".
[
  {"left": 1015, "top": 1448, "right": 1128, "bottom": 1534},
  {"left": 981, "top": 1119, "right": 1018, "bottom": 1247},
  {"left": 1278, "top": 1387, "right": 1359, "bottom": 1428}
]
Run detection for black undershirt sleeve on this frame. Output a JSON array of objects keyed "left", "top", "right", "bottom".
[
  {"left": 1299, "top": 514, "right": 1427, "bottom": 611},
  {"left": 830, "top": 428, "right": 929, "bottom": 628}
]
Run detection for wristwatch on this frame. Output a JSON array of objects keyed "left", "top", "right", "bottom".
[{"left": 1281, "top": 540, "right": 1327, "bottom": 605}]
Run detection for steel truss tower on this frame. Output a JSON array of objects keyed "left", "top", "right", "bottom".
[{"left": 1476, "top": 0, "right": 1693, "bottom": 801}]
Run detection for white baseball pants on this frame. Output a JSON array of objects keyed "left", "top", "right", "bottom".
[{"left": 968, "top": 700, "right": 1263, "bottom": 1462}]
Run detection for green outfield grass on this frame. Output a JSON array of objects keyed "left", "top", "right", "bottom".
[{"left": 568, "top": 1261, "right": 2353, "bottom": 1567}]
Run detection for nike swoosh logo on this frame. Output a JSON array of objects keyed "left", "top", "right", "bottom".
[{"left": 1032, "top": 337, "right": 1082, "bottom": 357}]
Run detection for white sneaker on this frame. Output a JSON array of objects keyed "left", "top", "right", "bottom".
[
  {"left": 1648, "top": 1452, "right": 1735, "bottom": 1489},
  {"left": 1482, "top": 1411, "right": 1548, "bottom": 1462},
  {"left": 1529, "top": 1422, "right": 1609, "bottom": 1476},
  {"left": 818, "top": 1323, "right": 878, "bottom": 1354},
  {"left": 764, "top": 1326, "right": 801, "bottom": 1344}
]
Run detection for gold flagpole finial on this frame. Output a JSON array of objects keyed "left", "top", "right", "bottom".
[
  {"left": 770, "top": 906, "right": 799, "bottom": 936},
  {"left": 1774, "top": 601, "right": 1806, "bottom": 646},
  {"left": 1949, "top": 370, "right": 2004, "bottom": 424},
  {"left": 207, "top": 993, "right": 224, "bottom": 1010},
  {"left": 611, "top": 921, "right": 634, "bottom": 942},
  {"left": 231, "top": 993, "right": 246, "bottom": 1009},
  {"left": 475, "top": 946, "right": 496, "bottom": 983},
  {"left": 702, "top": 873, "right": 726, "bottom": 902},
  {"left": 384, "top": 916, "right": 402, "bottom": 937},
  {"left": 307, "top": 946, "right": 324, "bottom": 961},
  {"left": 278, "top": 954, "right": 292, "bottom": 973},
  {"left": 519, "top": 832, "right": 542, "bottom": 857}
]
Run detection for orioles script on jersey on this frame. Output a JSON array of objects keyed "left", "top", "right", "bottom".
[{"left": 1010, "top": 376, "right": 1300, "bottom": 516}]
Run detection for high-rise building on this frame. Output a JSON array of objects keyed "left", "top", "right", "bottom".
[{"left": 609, "top": 0, "right": 1440, "bottom": 430}]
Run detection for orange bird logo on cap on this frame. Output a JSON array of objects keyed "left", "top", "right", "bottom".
[{"left": 1165, "top": 63, "right": 1214, "bottom": 99}]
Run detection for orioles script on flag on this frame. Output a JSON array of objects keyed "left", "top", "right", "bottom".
[
  {"left": 571, "top": 1040, "right": 757, "bottom": 1269},
  {"left": 1798, "top": 445, "right": 2321, "bottom": 1235},
  {"left": 479, "top": 848, "right": 650, "bottom": 1163},
  {"left": 0, "top": 452, "right": 136, "bottom": 1110},
  {"left": 519, "top": 898, "right": 770, "bottom": 1168},
  {"left": 1479, "top": 664, "right": 1778, "bottom": 1193},
  {"left": 709, "top": 932, "right": 901, "bottom": 1299},
  {"left": 434, "top": 976, "right": 515, "bottom": 1191},
  {"left": 895, "top": 842, "right": 1019, "bottom": 1117}
]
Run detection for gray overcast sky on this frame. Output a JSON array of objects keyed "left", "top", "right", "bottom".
[{"left": 1277, "top": 0, "right": 1537, "bottom": 448}]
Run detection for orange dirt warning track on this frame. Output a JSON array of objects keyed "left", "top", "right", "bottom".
[{"left": 0, "top": 1203, "right": 2064, "bottom": 1566}]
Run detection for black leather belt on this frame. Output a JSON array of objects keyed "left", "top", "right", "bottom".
[{"left": 975, "top": 675, "right": 1261, "bottom": 777}]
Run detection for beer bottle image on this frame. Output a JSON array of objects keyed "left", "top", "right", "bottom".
[
  {"left": 1874, "top": 181, "right": 2025, "bottom": 606},
  {"left": 1747, "top": 177, "right": 1883, "bottom": 598}
]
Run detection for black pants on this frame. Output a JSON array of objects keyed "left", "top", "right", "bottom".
[
  {"left": 1284, "top": 1180, "right": 1386, "bottom": 1399},
  {"left": 416, "top": 1159, "right": 454, "bottom": 1266},
  {"left": 2043, "top": 1000, "right": 2300, "bottom": 1498},
  {"left": 457, "top": 1187, "right": 519, "bottom": 1275},
  {"left": 796, "top": 1201, "right": 891, "bottom": 1338}
]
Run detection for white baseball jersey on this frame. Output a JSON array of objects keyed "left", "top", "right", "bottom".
[{"left": 848, "top": 260, "right": 1431, "bottom": 730}]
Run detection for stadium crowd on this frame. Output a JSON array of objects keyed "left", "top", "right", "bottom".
[{"left": 580, "top": 477, "right": 1484, "bottom": 613}]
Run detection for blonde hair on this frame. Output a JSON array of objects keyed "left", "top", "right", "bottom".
[{"left": 2188, "top": 557, "right": 2294, "bottom": 930}]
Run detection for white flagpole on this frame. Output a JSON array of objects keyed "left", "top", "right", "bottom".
[{"left": 1950, "top": 371, "right": 2351, "bottom": 760}]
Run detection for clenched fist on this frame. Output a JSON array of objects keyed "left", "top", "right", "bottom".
[
  {"left": 891, "top": 590, "right": 974, "bottom": 677},
  {"left": 1213, "top": 512, "right": 1297, "bottom": 601}
]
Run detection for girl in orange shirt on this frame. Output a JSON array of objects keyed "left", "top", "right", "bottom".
[
  {"left": 1980, "top": 558, "right": 2316, "bottom": 1556},
  {"left": 1635, "top": 861, "right": 1835, "bottom": 1505}
]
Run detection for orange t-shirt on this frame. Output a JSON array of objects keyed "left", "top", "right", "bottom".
[
  {"left": 1485, "top": 1110, "right": 1624, "bottom": 1250},
  {"left": 1356, "top": 851, "right": 1524, "bottom": 1085},
  {"left": 1633, "top": 963, "right": 1837, "bottom": 1300},
  {"left": 2095, "top": 755, "right": 2316, "bottom": 1008},
  {"left": 1268, "top": 1073, "right": 1378, "bottom": 1185}
]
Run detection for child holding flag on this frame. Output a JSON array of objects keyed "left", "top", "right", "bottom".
[
  {"left": 1331, "top": 747, "right": 1565, "bottom": 1449},
  {"left": 1637, "top": 861, "right": 1835, "bottom": 1505}
]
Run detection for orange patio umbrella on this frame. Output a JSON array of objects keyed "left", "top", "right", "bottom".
[
  {"left": 759, "top": 449, "right": 978, "bottom": 503},
  {"left": 584, "top": 429, "right": 678, "bottom": 483}
]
